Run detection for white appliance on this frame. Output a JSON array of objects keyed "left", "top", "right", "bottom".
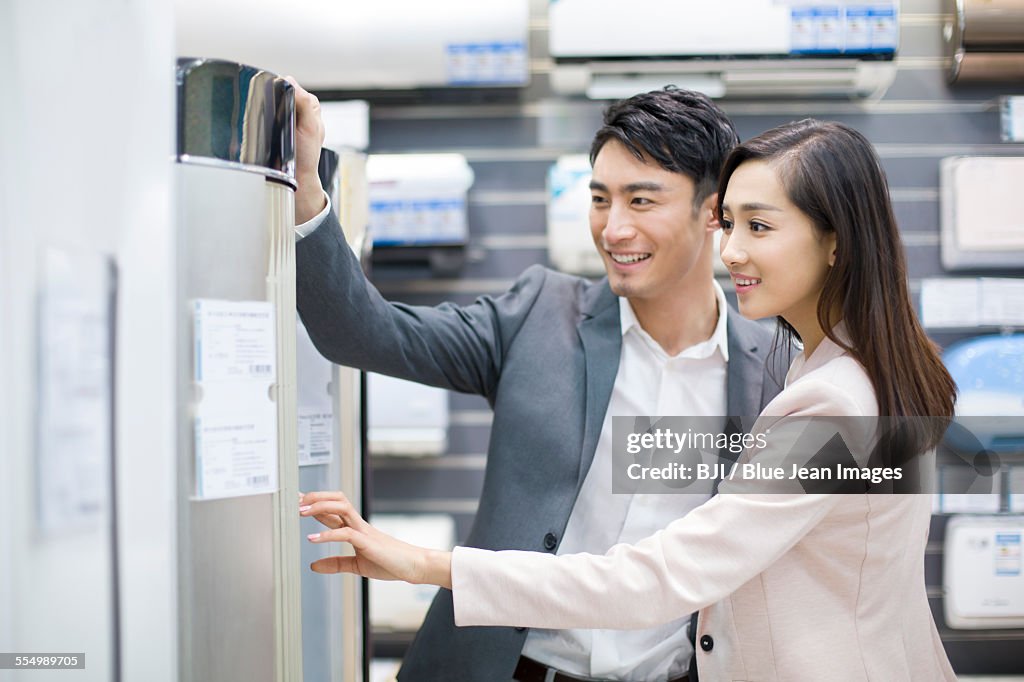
[
  {"left": 296, "top": 148, "right": 369, "bottom": 682},
  {"left": 548, "top": 0, "right": 899, "bottom": 99},
  {"left": 367, "top": 374, "right": 449, "bottom": 457},
  {"left": 367, "top": 154, "right": 475, "bottom": 247},
  {"left": 940, "top": 157, "right": 1024, "bottom": 271},
  {"left": 945, "top": 515, "right": 1024, "bottom": 629},
  {"left": 547, "top": 155, "right": 603, "bottom": 277},
  {"left": 175, "top": 0, "right": 529, "bottom": 90},
  {"left": 175, "top": 57, "right": 306, "bottom": 681}
]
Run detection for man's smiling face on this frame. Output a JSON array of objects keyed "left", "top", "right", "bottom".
[{"left": 589, "top": 139, "right": 713, "bottom": 305}]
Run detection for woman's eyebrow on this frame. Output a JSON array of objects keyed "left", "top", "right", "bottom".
[{"left": 722, "top": 201, "right": 783, "bottom": 212}]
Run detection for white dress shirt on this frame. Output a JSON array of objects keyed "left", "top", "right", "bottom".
[
  {"left": 521, "top": 286, "right": 729, "bottom": 681},
  {"left": 294, "top": 193, "right": 331, "bottom": 239}
]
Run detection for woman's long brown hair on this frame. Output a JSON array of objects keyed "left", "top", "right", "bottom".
[{"left": 716, "top": 120, "right": 956, "bottom": 442}]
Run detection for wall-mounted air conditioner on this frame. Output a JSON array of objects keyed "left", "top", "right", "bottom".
[
  {"left": 549, "top": 0, "right": 899, "bottom": 99},
  {"left": 175, "top": 0, "right": 529, "bottom": 90}
]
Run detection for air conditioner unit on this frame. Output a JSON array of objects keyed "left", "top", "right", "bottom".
[
  {"left": 175, "top": 0, "right": 529, "bottom": 90},
  {"left": 549, "top": 0, "right": 899, "bottom": 99}
]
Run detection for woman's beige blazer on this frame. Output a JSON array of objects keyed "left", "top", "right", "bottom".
[{"left": 451, "top": 333, "right": 956, "bottom": 681}]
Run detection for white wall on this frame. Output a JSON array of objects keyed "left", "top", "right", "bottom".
[{"left": 0, "top": 2, "right": 177, "bottom": 681}]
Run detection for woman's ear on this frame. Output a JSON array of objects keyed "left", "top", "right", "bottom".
[{"left": 827, "top": 233, "right": 838, "bottom": 266}]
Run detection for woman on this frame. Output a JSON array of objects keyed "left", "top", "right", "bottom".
[{"left": 301, "top": 120, "right": 957, "bottom": 681}]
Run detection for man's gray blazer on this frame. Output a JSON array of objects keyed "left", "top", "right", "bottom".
[{"left": 296, "top": 210, "right": 786, "bottom": 681}]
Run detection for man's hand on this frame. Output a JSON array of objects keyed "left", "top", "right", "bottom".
[
  {"left": 300, "top": 491, "right": 453, "bottom": 589},
  {"left": 285, "top": 76, "right": 328, "bottom": 225}
]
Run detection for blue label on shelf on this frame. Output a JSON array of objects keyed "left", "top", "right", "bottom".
[
  {"left": 866, "top": 6, "right": 898, "bottom": 51},
  {"left": 995, "top": 532, "right": 1021, "bottom": 577},
  {"left": 446, "top": 41, "right": 527, "bottom": 86},
  {"left": 370, "top": 198, "right": 468, "bottom": 245},
  {"left": 790, "top": 3, "right": 897, "bottom": 55}
]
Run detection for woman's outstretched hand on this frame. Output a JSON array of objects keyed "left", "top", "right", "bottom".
[{"left": 299, "top": 491, "right": 453, "bottom": 589}]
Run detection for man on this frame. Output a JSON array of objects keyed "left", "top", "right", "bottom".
[{"left": 291, "top": 83, "right": 785, "bottom": 681}]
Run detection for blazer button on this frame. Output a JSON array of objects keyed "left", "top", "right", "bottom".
[
  {"left": 543, "top": 533, "right": 558, "bottom": 550},
  {"left": 700, "top": 634, "right": 714, "bottom": 652}
]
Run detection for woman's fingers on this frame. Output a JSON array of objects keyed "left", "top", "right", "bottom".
[
  {"left": 302, "top": 515, "right": 445, "bottom": 585},
  {"left": 299, "top": 495, "right": 368, "bottom": 532},
  {"left": 308, "top": 526, "right": 367, "bottom": 549},
  {"left": 300, "top": 501, "right": 353, "bottom": 527},
  {"left": 307, "top": 528, "right": 403, "bottom": 581},
  {"left": 298, "top": 506, "right": 343, "bottom": 529},
  {"left": 307, "top": 512, "right": 343, "bottom": 529},
  {"left": 299, "top": 491, "right": 345, "bottom": 528},
  {"left": 310, "top": 555, "right": 360, "bottom": 575},
  {"left": 300, "top": 490, "right": 351, "bottom": 505}
]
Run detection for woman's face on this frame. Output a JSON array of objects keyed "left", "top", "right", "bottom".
[{"left": 718, "top": 160, "right": 836, "bottom": 332}]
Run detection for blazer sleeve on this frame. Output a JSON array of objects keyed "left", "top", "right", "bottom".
[
  {"left": 451, "top": 381, "right": 867, "bottom": 630},
  {"left": 296, "top": 210, "right": 548, "bottom": 398}
]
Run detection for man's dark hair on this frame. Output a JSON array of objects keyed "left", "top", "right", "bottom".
[{"left": 589, "top": 86, "right": 739, "bottom": 211}]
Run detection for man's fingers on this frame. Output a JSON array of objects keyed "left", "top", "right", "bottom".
[
  {"left": 310, "top": 556, "right": 360, "bottom": 575},
  {"left": 285, "top": 77, "right": 321, "bottom": 121},
  {"left": 283, "top": 75, "right": 324, "bottom": 159},
  {"left": 284, "top": 75, "right": 315, "bottom": 104}
]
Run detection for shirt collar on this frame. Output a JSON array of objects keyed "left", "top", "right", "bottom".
[
  {"left": 618, "top": 280, "right": 730, "bottom": 361},
  {"left": 786, "top": 320, "right": 852, "bottom": 384}
]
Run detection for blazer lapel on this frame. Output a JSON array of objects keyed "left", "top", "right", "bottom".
[
  {"left": 576, "top": 280, "right": 621, "bottom": 492},
  {"left": 715, "top": 312, "right": 769, "bottom": 494},
  {"left": 726, "top": 309, "right": 767, "bottom": 421}
]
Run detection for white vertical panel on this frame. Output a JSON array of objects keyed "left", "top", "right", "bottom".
[
  {"left": 114, "top": 1, "right": 178, "bottom": 678},
  {"left": 0, "top": 2, "right": 177, "bottom": 682},
  {"left": 0, "top": 0, "right": 18, "bottom": 666}
]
